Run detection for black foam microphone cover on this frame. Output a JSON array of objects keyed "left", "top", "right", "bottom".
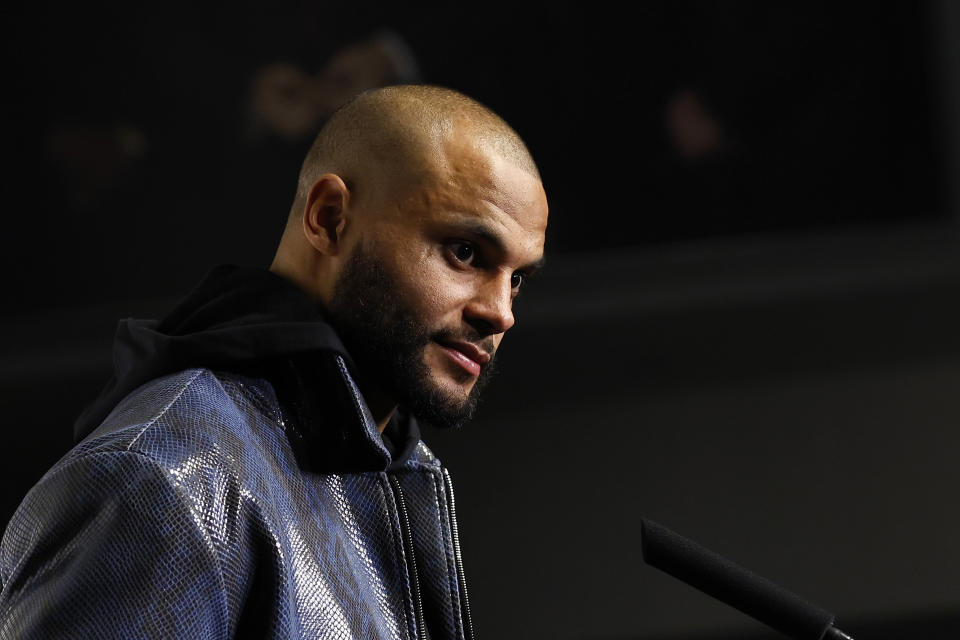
[{"left": 640, "top": 519, "right": 838, "bottom": 640}]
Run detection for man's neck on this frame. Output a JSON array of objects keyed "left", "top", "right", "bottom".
[
  {"left": 362, "top": 385, "right": 398, "bottom": 434},
  {"left": 376, "top": 412, "right": 396, "bottom": 435}
]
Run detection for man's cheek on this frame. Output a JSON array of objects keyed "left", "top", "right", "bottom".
[{"left": 422, "top": 342, "right": 443, "bottom": 371}]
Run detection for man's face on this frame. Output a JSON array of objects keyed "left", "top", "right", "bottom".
[{"left": 325, "top": 135, "right": 548, "bottom": 429}]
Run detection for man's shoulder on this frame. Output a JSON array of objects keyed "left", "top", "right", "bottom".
[{"left": 72, "top": 368, "right": 286, "bottom": 472}]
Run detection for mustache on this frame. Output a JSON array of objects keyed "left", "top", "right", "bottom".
[{"left": 431, "top": 329, "right": 497, "bottom": 361}]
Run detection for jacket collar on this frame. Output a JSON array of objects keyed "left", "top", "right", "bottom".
[
  {"left": 263, "top": 350, "right": 421, "bottom": 473},
  {"left": 75, "top": 265, "right": 422, "bottom": 472}
]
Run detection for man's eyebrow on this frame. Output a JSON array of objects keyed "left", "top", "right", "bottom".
[
  {"left": 523, "top": 255, "right": 547, "bottom": 275},
  {"left": 452, "top": 221, "right": 545, "bottom": 273}
]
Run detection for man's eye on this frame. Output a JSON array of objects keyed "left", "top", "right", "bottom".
[
  {"left": 511, "top": 272, "right": 523, "bottom": 289},
  {"left": 449, "top": 242, "right": 475, "bottom": 263}
]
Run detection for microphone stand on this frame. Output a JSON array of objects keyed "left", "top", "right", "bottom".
[{"left": 641, "top": 519, "right": 855, "bottom": 640}]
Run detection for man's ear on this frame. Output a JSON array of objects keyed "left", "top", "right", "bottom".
[{"left": 302, "top": 174, "right": 350, "bottom": 255}]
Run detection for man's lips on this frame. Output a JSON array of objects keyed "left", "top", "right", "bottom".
[{"left": 436, "top": 339, "right": 491, "bottom": 377}]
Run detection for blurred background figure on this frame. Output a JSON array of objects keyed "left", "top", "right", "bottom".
[
  {"left": 246, "top": 30, "right": 420, "bottom": 141},
  {"left": 664, "top": 88, "right": 729, "bottom": 161},
  {"left": 233, "top": 29, "right": 421, "bottom": 233},
  {"left": 45, "top": 122, "right": 149, "bottom": 213}
]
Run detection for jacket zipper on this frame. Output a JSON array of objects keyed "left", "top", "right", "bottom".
[
  {"left": 443, "top": 468, "right": 475, "bottom": 640},
  {"left": 389, "top": 475, "right": 427, "bottom": 640}
]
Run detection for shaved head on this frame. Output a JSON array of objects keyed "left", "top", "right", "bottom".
[
  {"left": 270, "top": 84, "right": 548, "bottom": 432},
  {"left": 289, "top": 84, "right": 540, "bottom": 220}
]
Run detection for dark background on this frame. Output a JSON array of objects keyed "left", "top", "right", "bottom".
[{"left": 4, "top": 1, "right": 960, "bottom": 637}]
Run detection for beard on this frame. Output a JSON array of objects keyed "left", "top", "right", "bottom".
[{"left": 323, "top": 240, "right": 498, "bottom": 430}]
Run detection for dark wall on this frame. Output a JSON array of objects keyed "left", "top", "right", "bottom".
[{"left": 2, "top": 2, "right": 946, "bottom": 311}]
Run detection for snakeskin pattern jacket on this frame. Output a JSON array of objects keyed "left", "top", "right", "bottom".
[{"left": 0, "top": 266, "right": 474, "bottom": 639}]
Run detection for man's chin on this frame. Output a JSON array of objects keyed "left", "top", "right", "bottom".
[
  {"left": 432, "top": 368, "right": 479, "bottom": 398},
  {"left": 386, "top": 344, "right": 497, "bottom": 430},
  {"left": 397, "top": 371, "right": 479, "bottom": 431}
]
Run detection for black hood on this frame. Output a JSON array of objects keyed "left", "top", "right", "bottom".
[{"left": 74, "top": 265, "right": 421, "bottom": 471}]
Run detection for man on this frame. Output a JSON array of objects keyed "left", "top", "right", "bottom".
[{"left": 0, "top": 85, "right": 548, "bottom": 639}]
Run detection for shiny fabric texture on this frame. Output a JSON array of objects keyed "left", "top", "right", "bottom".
[{"left": 0, "top": 362, "right": 471, "bottom": 639}]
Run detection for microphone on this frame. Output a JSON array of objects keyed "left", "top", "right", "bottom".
[{"left": 640, "top": 519, "right": 854, "bottom": 640}]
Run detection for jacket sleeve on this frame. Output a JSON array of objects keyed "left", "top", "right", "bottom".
[{"left": 0, "top": 449, "right": 231, "bottom": 639}]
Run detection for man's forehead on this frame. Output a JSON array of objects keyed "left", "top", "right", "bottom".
[
  {"left": 438, "top": 134, "right": 545, "bottom": 212},
  {"left": 407, "top": 171, "right": 547, "bottom": 254},
  {"left": 381, "top": 123, "right": 548, "bottom": 258}
]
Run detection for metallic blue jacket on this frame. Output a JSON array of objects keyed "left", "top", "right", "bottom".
[{"left": 0, "top": 267, "right": 474, "bottom": 639}]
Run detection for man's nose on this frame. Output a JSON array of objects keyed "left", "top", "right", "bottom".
[{"left": 464, "top": 273, "right": 515, "bottom": 335}]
